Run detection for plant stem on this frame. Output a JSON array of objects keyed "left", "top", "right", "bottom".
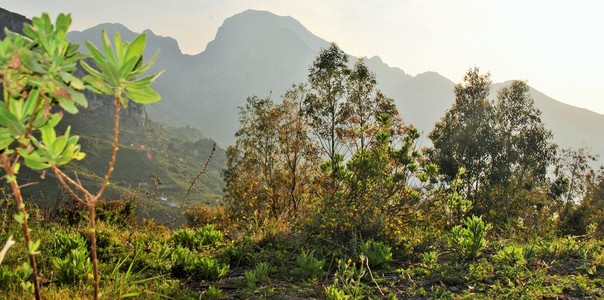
[
  {"left": 96, "top": 96, "right": 121, "bottom": 198},
  {"left": 2, "top": 159, "right": 41, "bottom": 300},
  {"left": 88, "top": 201, "right": 99, "bottom": 300}
]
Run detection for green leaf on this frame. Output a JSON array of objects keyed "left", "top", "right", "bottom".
[
  {"left": 40, "top": 124, "right": 56, "bottom": 149},
  {"left": 58, "top": 97, "right": 78, "bottom": 114},
  {"left": 68, "top": 86, "right": 87, "bottom": 108},
  {"left": 80, "top": 59, "right": 103, "bottom": 79},
  {"left": 85, "top": 41, "right": 107, "bottom": 68},
  {"left": 0, "top": 131, "right": 13, "bottom": 149},
  {"left": 130, "top": 50, "right": 160, "bottom": 76},
  {"left": 13, "top": 212, "right": 24, "bottom": 224},
  {"left": 102, "top": 30, "right": 117, "bottom": 64},
  {"left": 125, "top": 86, "right": 161, "bottom": 104},
  {"left": 22, "top": 88, "right": 41, "bottom": 117},
  {"left": 83, "top": 75, "right": 112, "bottom": 95},
  {"left": 113, "top": 31, "right": 124, "bottom": 60},
  {"left": 23, "top": 159, "right": 50, "bottom": 170},
  {"left": 124, "top": 33, "right": 146, "bottom": 63},
  {"left": 52, "top": 136, "right": 68, "bottom": 157},
  {"left": 27, "top": 239, "right": 41, "bottom": 255}
]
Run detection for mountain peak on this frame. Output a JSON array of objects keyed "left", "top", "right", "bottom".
[
  {"left": 68, "top": 23, "right": 184, "bottom": 56},
  {"left": 204, "top": 9, "right": 329, "bottom": 54}
]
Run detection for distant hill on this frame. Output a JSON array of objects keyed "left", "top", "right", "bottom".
[{"left": 0, "top": 7, "right": 28, "bottom": 39}]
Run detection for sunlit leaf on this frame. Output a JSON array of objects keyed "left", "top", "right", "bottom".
[
  {"left": 124, "top": 33, "right": 146, "bottom": 63},
  {"left": 125, "top": 86, "right": 161, "bottom": 104}
]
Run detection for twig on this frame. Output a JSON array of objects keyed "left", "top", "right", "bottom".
[{"left": 95, "top": 96, "right": 121, "bottom": 199}]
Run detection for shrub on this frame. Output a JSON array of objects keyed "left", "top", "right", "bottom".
[
  {"left": 325, "top": 285, "right": 351, "bottom": 300},
  {"left": 448, "top": 215, "right": 492, "bottom": 261},
  {"left": 0, "top": 263, "right": 33, "bottom": 292},
  {"left": 172, "top": 247, "right": 229, "bottom": 280},
  {"left": 52, "top": 247, "right": 93, "bottom": 285},
  {"left": 494, "top": 245, "right": 526, "bottom": 267},
  {"left": 245, "top": 262, "right": 270, "bottom": 288},
  {"left": 172, "top": 225, "right": 224, "bottom": 250},
  {"left": 183, "top": 204, "right": 228, "bottom": 230},
  {"left": 292, "top": 250, "right": 324, "bottom": 280},
  {"left": 197, "top": 257, "right": 229, "bottom": 281},
  {"left": 359, "top": 240, "right": 392, "bottom": 269},
  {"left": 49, "top": 232, "right": 87, "bottom": 259},
  {"left": 96, "top": 199, "right": 136, "bottom": 226},
  {"left": 200, "top": 285, "right": 224, "bottom": 300}
]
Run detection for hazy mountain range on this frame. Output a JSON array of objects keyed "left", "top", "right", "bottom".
[{"left": 4, "top": 8, "right": 604, "bottom": 164}]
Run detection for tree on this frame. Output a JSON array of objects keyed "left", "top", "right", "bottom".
[
  {"left": 339, "top": 58, "right": 400, "bottom": 154},
  {"left": 224, "top": 89, "right": 320, "bottom": 225},
  {"left": 224, "top": 96, "right": 281, "bottom": 222},
  {"left": 278, "top": 85, "right": 320, "bottom": 216},
  {"left": 429, "top": 67, "right": 495, "bottom": 201},
  {"left": 304, "top": 43, "right": 349, "bottom": 176},
  {"left": 491, "top": 80, "right": 556, "bottom": 186},
  {"left": 429, "top": 69, "right": 558, "bottom": 232}
]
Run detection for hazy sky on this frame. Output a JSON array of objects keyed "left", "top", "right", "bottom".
[{"left": 2, "top": 0, "right": 602, "bottom": 114}]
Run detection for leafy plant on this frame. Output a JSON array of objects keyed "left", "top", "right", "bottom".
[
  {"left": 197, "top": 257, "right": 229, "bottom": 281},
  {"left": 172, "top": 247, "right": 229, "bottom": 280},
  {"left": 359, "top": 240, "right": 392, "bottom": 269},
  {"left": 494, "top": 245, "right": 526, "bottom": 267},
  {"left": 52, "top": 247, "right": 93, "bottom": 285},
  {"left": 0, "top": 262, "right": 33, "bottom": 292},
  {"left": 325, "top": 285, "right": 351, "bottom": 300},
  {"left": 448, "top": 215, "right": 492, "bottom": 261},
  {"left": 172, "top": 225, "right": 224, "bottom": 250},
  {"left": 200, "top": 285, "right": 224, "bottom": 300},
  {"left": 292, "top": 250, "right": 325, "bottom": 280},
  {"left": 105, "top": 254, "right": 165, "bottom": 299},
  {"left": 330, "top": 258, "right": 368, "bottom": 299},
  {"left": 0, "top": 11, "right": 161, "bottom": 299},
  {"left": 49, "top": 232, "right": 87, "bottom": 258},
  {"left": 245, "top": 262, "right": 270, "bottom": 288}
]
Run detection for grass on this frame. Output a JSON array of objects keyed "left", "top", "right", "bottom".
[{"left": 3, "top": 198, "right": 604, "bottom": 300}]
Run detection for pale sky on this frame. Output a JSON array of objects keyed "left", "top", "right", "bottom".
[{"left": 2, "top": 0, "right": 603, "bottom": 114}]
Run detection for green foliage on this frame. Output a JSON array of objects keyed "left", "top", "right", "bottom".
[
  {"left": 245, "top": 262, "right": 270, "bottom": 288},
  {"left": 197, "top": 257, "right": 229, "bottom": 281},
  {"left": 172, "top": 246, "right": 229, "bottom": 280},
  {"left": 324, "top": 285, "right": 351, "bottom": 300},
  {"left": 81, "top": 30, "right": 163, "bottom": 104},
  {"left": 330, "top": 258, "right": 368, "bottom": 299},
  {"left": 494, "top": 245, "right": 526, "bottom": 267},
  {"left": 448, "top": 216, "right": 492, "bottom": 261},
  {"left": 200, "top": 285, "right": 224, "bottom": 300},
  {"left": 172, "top": 225, "right": 224, "bottom": 250},
  {"left": 292, "top": 250, "right": 324, "bottom": 280},
  {"left": 359, "top": 240, "right": 392, "bottom": 269},
  {"left": 48, "top": 232, "right": 87, "bottom": 258},
  {"left": 0, "top": 262, "right": 33, "bottom": 292},
  {"left": 134, "top": 241, "right": 173, "bottom": 273},
  {"left": 429, "top": 68, "right": 557, "bottom": 233},
  {"left": 52, "top": 247, "right": 93, "bottom": 285}
]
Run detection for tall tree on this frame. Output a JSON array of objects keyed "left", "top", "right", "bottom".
[
  {"left": 224, "top": 90, "right": 320, "bottom": 224},
  {"left": 339, "top": 59, "right": 400, "bottom": 154},
  {"left": 224, "top": 96, "right": 281, "bottom": 222},
  {"left": 429, "top": 67, "right": 496, "bottom": 201},
  {"left": 304, "top": 43, "right": 349, "bottom": 172},
  {"left": 277, "top": 84, "right": 320, "bottom": 216},
  {"left": 491, "top": 80, "right": 556, "bottom": 186}
]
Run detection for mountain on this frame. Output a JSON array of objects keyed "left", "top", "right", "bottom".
[
  {"left": 0, "top": 7, "right": 28, "bottom": 39},
  {"left": 67, "top": 9, "right": 604, "bottom": 164}
]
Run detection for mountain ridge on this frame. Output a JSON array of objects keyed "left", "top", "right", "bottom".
[{"left": 5, "top": 7, "right": 604, "bottom": 164}]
